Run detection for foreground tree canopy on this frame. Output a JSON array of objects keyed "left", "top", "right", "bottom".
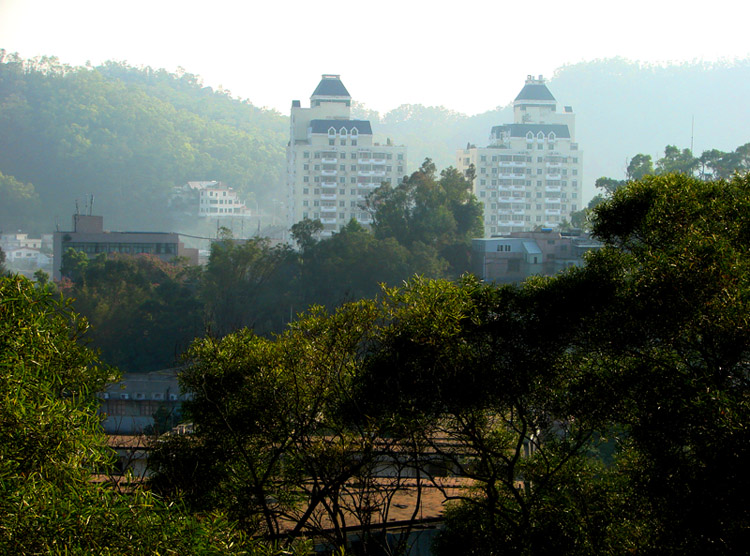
[
  {"left": 151, "top": 174, "right": 750, "bottom": 554},
  {"left": 0, "top": 276, "right": 311, "bottom": 555}
]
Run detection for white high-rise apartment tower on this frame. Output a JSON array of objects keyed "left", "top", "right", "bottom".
[
  {"left": 457, "top": 75, "right": 583, "bottom": 236},
  {"left": 286, "top": 75, "right": 407, "bottom": 237}
]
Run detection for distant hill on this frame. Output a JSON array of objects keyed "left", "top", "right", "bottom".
[
  {"left": 0, "top": 53, "right": 287, "bottom": 233},
  {"left": 2, "top": 53, "right": 748, "bottom": 235},
  {"left": 356, "top": 58, "right": 750, "bottom": 203}
]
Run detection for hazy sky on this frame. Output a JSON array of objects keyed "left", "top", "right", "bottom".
[{"left": 1, "top": 0, "right": 749, "bottom": 115}]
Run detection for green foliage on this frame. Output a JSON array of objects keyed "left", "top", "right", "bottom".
[
  {"left": 367, "top": 159, "right": 483, "bottom": 277},
  {"left": 61, "top": 252, "right": 204, "bottom": 371},
  {"left": 201, "top": 236, "right": 296, "bottom": 336},
  {"left": 0, "top": 53, "right": 287, "bottom": 231},
  {"left": 0, "top": 274, "right": 285, "bottom": 554}
]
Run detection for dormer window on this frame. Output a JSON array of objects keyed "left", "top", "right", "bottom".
[
  {"left": 328, "top": 127, "right": 336, "bottom": 137},
  {"left": 340, "top": 127, "right": 347, "bottom": 136},
  {"left": 526, "top": 132, "right": 534, "bottom": 141},
  {"left": 351, "top": 127, "right": 358, "bottom": 137},
  {"left": 537, "top": 131, "right": 545, "bottom": 141},
  {"left": 548, "top": 132, "right": 556, "bottom": 141}
]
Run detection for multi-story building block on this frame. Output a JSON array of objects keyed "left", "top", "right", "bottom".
[
  {"left": 457, "top": 75, "right": 583, "bottom": 237},
  {"left": 286, "top": 75, "right": 406, "bottom": 237}
]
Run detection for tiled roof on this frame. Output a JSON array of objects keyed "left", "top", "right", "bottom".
[
  {"left": 312, "top": 75, "right": 351, "bottom": 97},
  {"left": 515, "top": 83, "right": 556, "bottom": 102}
]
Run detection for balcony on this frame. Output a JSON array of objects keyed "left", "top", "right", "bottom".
[
  {"left": 320, "top": 193, "right": 337, "bottom": 200},
  {"left": 321, "top": 157, "right": 337, "bottom": 164},
  {"left": 320, "top": 206, "right": 336, "bottom": 213},
  {"left": 321, "top": 170, "right": 337, "bottom": 176},
  {"left": 545, "top": 209, "right": 561, "bottom": 216},
  {"left": 545, "top": 186, "right": 561, "bottom": 193},
  {"left": 372, "top": 158, "right": 386, "bottom": 165},
  {"left": 321, "top": 181, "right": 337, "bottom": 188},
  {"left": 498, "top": 184, "right": 525, "bottom": 192},
  {"left": 358, "top": 182, "right": 380, "bottom": 189},
  {"left": 320, "top": 218, "right": 337, "bottom": 224}
]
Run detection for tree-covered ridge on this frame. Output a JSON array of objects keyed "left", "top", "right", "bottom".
[{"left": 0, "top": 52, "right": 287, "bottom": 232}]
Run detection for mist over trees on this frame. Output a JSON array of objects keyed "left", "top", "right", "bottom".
[
  {"left": 1, "top": 52, "right": 749, "bottom": 237},
  {"left": 0, "top": 51, "right": 286, "bottom": 233}
]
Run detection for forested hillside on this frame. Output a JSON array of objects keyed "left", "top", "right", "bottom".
[
  {"left": 355, "top": 58, "right": 750, "bottom": 202},
  {"left": 0, "top": 52, "right": 287, "bottom": 233},
  {"left": 2, "top": 52, "right": 748, "bottom": 235}
]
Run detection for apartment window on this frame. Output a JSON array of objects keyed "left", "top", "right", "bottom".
[
  {"left": 329, "top": 139, "right": 335, "bottom": 146},
  {"left": 314, "top": 165, "right": 320, "bottom": 171},
  {"left": 480, "top": 179, "right": 486, "bottom": 186},
  {"left": 352, "top": 140, "right": 357, "bottom": 146},
  {"left": 340, "top": 140, "right": 346, "bottom": 146},
  {"left": 527, "top": 144, "right": 533, "bottom": 150},
  {"left": 537, "top": 181, "right": 542, "bottom": 186},
  {"left": 314, "top": 188, "right": 320, "bottom": 194},
  {"left": 351, "top": 189, "right": 357, "bottom": 195},
  {"left": 537, "top": 157, "right": 543, "bottom": 162},
  {"left": 351, "top": 165, "right": 357, "bottom": 171},
  {"left": 303, "top": 188, "right": 309, "bottom": 194},
  {"left": 340, "top": 165, "right": 346, "bottom": 171},
  {"left": 480, "top": 155, "right": 487, "bottom": 162},
  {"left": 304, "top": 164, "right": 309, "bottom": 170},
  {"left": 573, "top": 169, "right": 578, "bottom": 175},
  {"left": 397, "top": 166, "right": 403, "bottom": 173},
  {"left": 303, "top": 176, "right": 309, "bottom": 183},
  {"left": 351, "top": 201, "right": 357, "bottom": 207},
  {"left": 351, "top": 178, "right": 356, "bottom": 184},
  {"left": 397, "top": 154, "right": 404, "bottom": 160},
  {"left": 339, "top": 201, "right": 345, "bottom": 207},
  {"left": 536, "top": 204, "right": 542, "bottom": 210},
  {"left": 303, "top": 201, "right": 309, "bottom": 207},
  {"left": 573, "top": 158, "right": 578, "bottom": 163},
  {"left": 340, "top": 189, "right": 345, "bottom": 194},
  {"left": 386, "top": 166, "right": 392, "bottom": 172},
  {"left": 537, "top": 169, "right": 542, "bottom": 174},
  {"left": 480, "top": 191, "right": 486, "bottom": 197},
  {"left": 538, "top": 144, "right": 543, "bottom": 150},
  {"left": 313, "top": 200, "right": 319, "bottom": 206},
  {"left": 339, "top": 177, "right": 346, "bottom": 183},
  {"left": 303, "top": 151, "right": 310, "bottom": 158},
  {"left": 314, "top": 177, "right": 320, "bottom": 183},
  {"left": 536, "top": 216, "right": 542, "bottom": 222}
]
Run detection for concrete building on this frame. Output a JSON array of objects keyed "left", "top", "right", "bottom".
[
  {"left": 471, "top": 230, "right": 601, "bottom": 283},
  {"left": 287, "top": 74, "right": 406, "bottom": 237},
  {"left": 457, "top": 75, "right": 583, "bottom": 237},
  {"left": 99, "top": 369, "right": 188, "bottom": 435},
  {"left": 52, "top": 214, "right": 199, "bottom": 280}
]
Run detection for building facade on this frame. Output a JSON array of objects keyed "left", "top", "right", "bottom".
[
  {"left": 52, "top": 214, "right": 199, "bottom": 280},
  {"left": 457, "top": 75, "right": 583, "bottom": 237},
  {"left": 471, "top": 230, "right": 600, "bottom": 283},
  {"left": 286, "top": 74, "right": 406, "bottom": 237}
]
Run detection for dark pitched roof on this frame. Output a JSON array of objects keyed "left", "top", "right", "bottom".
[
  {"left": 491, "top": 124, "right": 570, "bottom": 139},
  {"left": 514, "top": 83, "right": 556, "bottom": 102},
  {"left": 309, "top": 120, "right": 373, "bottom": 134},
  {"left": 312, "top": 75, "right": 351, "bottom": 98}
]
